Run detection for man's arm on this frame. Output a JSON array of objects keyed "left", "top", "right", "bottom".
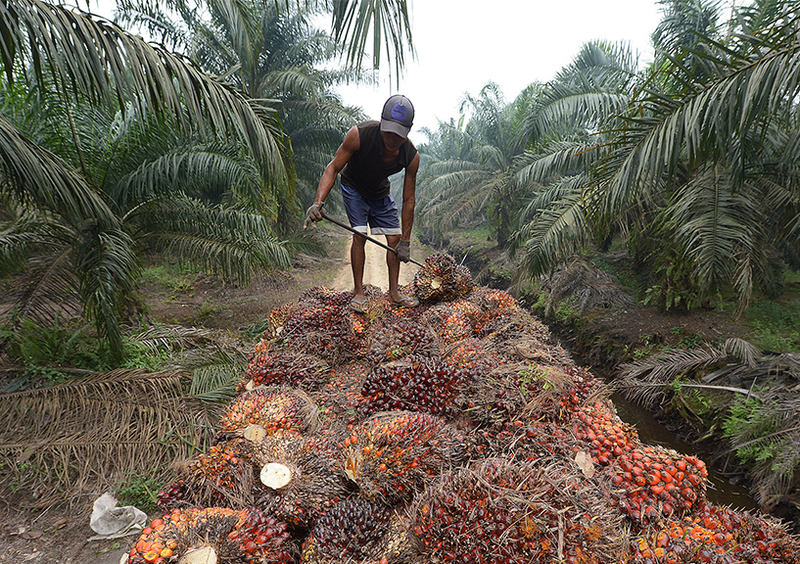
[
  {"left": 399, "top": 152, "right": 420, "bottom": 241},
  {"left": 312, "top": 125, "right": 360, "bottom": 205}
]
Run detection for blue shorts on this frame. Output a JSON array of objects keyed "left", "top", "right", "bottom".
[{"left": 340, "top": 184, "right": 401, "bottom": 236}]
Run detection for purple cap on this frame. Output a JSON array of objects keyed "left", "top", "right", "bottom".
[{"left": 380, "top": 94, "right": 414, "bottom": 138}]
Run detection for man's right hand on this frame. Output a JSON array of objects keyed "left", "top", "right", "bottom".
[{"left": 304, "top": 202, "right": 325, "bottom": 229}]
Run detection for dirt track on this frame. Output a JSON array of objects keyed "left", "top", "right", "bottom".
[{"left": 329, "top": 234, "right": 420, "bottom": 292}]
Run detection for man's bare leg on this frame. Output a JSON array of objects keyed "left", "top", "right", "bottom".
[
  {"left": 385, "top": 234, "right": 413, "bottom": 304},
  {"left": 351, "top": 233, "right": 367, "bottom": 303}
]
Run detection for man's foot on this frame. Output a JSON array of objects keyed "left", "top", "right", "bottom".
[
  {"left": 349, "top": 296, "right": 367, "bottom": 313},
  {"left": 389, "top": 295, "right": 419, "bottom": 309}
]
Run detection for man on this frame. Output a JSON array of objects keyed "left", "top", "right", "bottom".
[{"left": 304, "top": 94, "right": 420, "bottom": 313}]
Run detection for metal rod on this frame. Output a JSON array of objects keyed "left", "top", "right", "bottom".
[{"left": 321, "top": 212, "right": 424, "bottom": 267}]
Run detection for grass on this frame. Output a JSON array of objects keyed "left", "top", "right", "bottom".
[
  {"left": 745, "top": 300, "right": 800, "bottom": 353},
  {"left": 113, "top": 471, "right": 162, "bottom": 514},
  {"left": 139, "top": 261, "right": 204, "bottom": 300}
]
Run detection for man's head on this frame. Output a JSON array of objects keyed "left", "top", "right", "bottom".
[{"left": 380, "top": 95, "right": 414, "bottom": 138}]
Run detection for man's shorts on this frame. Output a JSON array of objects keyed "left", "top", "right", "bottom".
[{"left": 340, "top": 184, "right": 401, "bottom": 236}]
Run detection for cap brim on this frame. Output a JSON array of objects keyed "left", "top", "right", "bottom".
[{"left": 380, "top": 119, "right": 410, "bottom": 138}]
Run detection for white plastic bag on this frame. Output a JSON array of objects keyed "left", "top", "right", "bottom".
[{"left": 88, "top": 492, "right": 147, "bottom": 540}]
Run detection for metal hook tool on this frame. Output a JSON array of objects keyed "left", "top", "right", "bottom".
[{"left": 321, "top": 212, "right": 424, "bottom": 268}]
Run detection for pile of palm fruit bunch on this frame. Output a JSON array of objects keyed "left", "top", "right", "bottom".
[{"left": 139, "top": 253, "right": 800, "bottom": 564}]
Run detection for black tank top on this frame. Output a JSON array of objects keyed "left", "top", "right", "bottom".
[{"left": 340, "top": 121, "right": 417, "bottom": 200}]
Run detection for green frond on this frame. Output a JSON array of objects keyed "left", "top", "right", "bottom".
[
  {"left": 0, "top": 0, "right": 285, "bottom": 170},
  {"left": 515, "top": 141, "right": 602, "bottom": 186},
  {"left": 512, "top": 182, "right": 593, "bottom": 276},
  {"left": 0, "top": 116, "right": 117, "bottom": 226},
  {"left": 330, "top": 0, "right": 414, "bottom": 80},
  {"left": 131, "top": 195, "right": 291, "bottom": 278},
  {"left": 186, "top": 346, "right": 249, "bottom": 405}
]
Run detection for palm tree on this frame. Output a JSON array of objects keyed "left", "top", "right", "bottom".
[
  {"left": 0, "top": 0, "right": 292, "bottom": 359},
  {"left": 118, "top": 0, "right": 365, "bottom": 212},
  {"left": 116, "top": 0, "right": 415, "bottom": 84},
  {"left": 416, "top": 83, "right": 539, "bottom": 248},
  {"left": 509, "top": 40, "right": 642, "bottom": 275},
  {"left": 512, "top": 0, "right": 800, "bottom": 313}
]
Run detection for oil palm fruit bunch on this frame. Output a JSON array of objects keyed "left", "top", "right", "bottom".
[
  {"left": 473, "top": 417, "right": 573, "bottom": 461},
  {"left": 557, "top": 365, "right": 605, "bottom": 415},
  {"left": 469, "top": 287, "right": 520, "bottom": 311},
  {"left": 453, "top": 264, "right": 474, "bottom": 298},
  {"left": 266, "top": 303, "right": 297, "bottom": 338},
  {"left": 414, "top": 253, "right": 471, "bottom": 303},
  {"left": 421, "top": 305, "right": 472, "bottom": 346},
  {"left": 156, "top": 480, "right": 191, "bottom": 511},
  {"left": 125, "top": 507, "right": 293, "bottom": 564},
  {"left": 341, "top": 411, "right": 469, "bottom": 505},
  {"left": 277, "top": 301, "right": 366, "bottom": 363},
  {"left": 442, "top": 337, "right": 502, "bottom": 379},
  {"left": 299, "top": 286, "right": 353, "bottom": 307},
  {"left": 571, "top": 400, "right": 641, "bottom": 467},
  {"left": 179, "top": 437, "right": 260, "bottom": 507},
  {"left": 478, "top": 310, "right": 561, "bottom": 365},
  {"left": 444, "top": 299, "right": 482, "bottom": 324},
  {"left": 630, "top": 500, "right": 800, "bottom": 564},
  {"left": 462, "top": 363, "right": 584, "bottom": 428},
  {"left": 313, "top": 363, "right": 370, "bottom": 425},
  {"left": 252, "top": 432, "right": 350, "bottom": 527},
  {"left": 368, "top": 319, "right": 438, "bottom": 362},
  {"left": 301, "top": 497, "right": 415, "bottom": 564},
  {"left": 606, "top": 445, "right": 709, "bottom": 524},
  {"left": 219, "top": 386, "right": 319, "bottom": 441},
  {"left": 472, "top": 307, "right": 530, "bottom": 339},
  {"left": 358, "top": 356, "right": 468, "bottom": 417},
  {"left": 410, "top": 458, "right": 626, "bottom": 564},
  {"left": 241, "top": 348, "right": 329, "bottom": 391}
]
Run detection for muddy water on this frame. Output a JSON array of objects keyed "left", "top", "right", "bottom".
[{"left": 610, "top": 392, "right": 759, "bottom": 511}]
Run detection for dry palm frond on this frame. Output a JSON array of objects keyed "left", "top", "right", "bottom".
[
  {"left": 535, "top": 258, "right": 634, "bottom": 317},
  {"left": 0, "top": 369, "right": 215, "bottom": 495},
  {"left": 617, "top": 338, "right": 763, "bottom": 408}
]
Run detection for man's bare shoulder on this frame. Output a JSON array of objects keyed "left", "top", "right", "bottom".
[{"left": 342, "top": 125, "right": 361, "bottom": 151}]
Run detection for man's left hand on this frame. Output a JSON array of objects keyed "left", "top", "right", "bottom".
[{"left": 396, "top": 240, "right": 411, "bottom": 262}]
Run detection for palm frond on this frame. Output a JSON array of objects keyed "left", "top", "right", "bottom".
[
  {"left": 617, "top": 336, "right": 766, "bottom": 409},
  {"left": 131, "top": 194, "right": 291, "bottom": 277},
  {"left": 185, "top": 346, "right": 248, "bottom": 405},
  {"left": 0, "top": 115, "right": 117, "bottom": 226},
  {"left": 0, "top": 0, "right": 288, "bottom": 178},
  {"left": 512, "top": 178, "right": 594, "bottom": 276},
  {"left": 0, "top": 369, "right": 215, "bottom": 492},
  {"left": 330, "top": 0, "right": 414, "bottom": 79}
]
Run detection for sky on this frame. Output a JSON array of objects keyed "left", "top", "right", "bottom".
[
  {"left": 85, "top": 0, "right": 665, "bottom": 134},
  {"left": 337, "top": 1, "right": 665, "bottom": 133}
]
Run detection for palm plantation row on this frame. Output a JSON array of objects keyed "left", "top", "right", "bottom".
[
  {"left": 2, "top": 0, "right": 800, "bottom": 370},
  {"left": 419, "top": 0, "right": 800, "bottom": 320}
]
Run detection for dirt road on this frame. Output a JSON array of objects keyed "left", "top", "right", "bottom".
[{"left": 329, "top": 234, "right": 420, "bottom": 292}]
